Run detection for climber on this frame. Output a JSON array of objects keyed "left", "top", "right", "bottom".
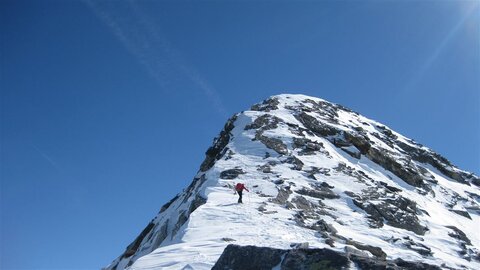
[{"left": 234, "top": 183, "right": 249, "bottom": 203}]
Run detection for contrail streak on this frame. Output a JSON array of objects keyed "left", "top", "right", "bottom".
[
  {"left": 31, "top": 144, "right": 59, "bottom": 169},
  {"left": 84, "top": 0, "right": 228, "bottom": 117}
]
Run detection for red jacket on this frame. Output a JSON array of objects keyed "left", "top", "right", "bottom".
[{"left": 235, "top": 183, "right": 249, "bottom": 192}]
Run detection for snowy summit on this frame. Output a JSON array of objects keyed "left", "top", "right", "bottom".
[{"left": 105, "top": 94, "right": 479, "bottom": 270}]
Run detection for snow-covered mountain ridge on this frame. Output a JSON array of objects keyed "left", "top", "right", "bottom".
[{"left": 105, "top": 94, "right": 479, "bottom": 270}]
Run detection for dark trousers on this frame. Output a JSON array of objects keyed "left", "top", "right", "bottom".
[{"left": 237, "top": 190, "right": 243, "bottom": 203}]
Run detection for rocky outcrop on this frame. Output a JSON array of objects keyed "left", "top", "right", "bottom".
[
  {"left": 150, "top": 222, "right": 168, "bottom": 251},
  {"left": 295, "top": 185, "right": 339, "bottom": 200},
  {"left": 446, "top": 226, "right": 479, "bottom": 262},
  {"left": 348, "top": 188, "right": 428, "bottom": 235},
  {"left": 251, "top": 97, "right": 280, "bottom": 112},
  {"left": 366, "top": 147, "right": 427, "bottom": 188},
  {"left": 257, "top": 135, "right": 288, "bottom": 155},
  {"left": 220, "top": 168, "right": 245, "bottom": 179},
  {"left": 295, "top": 112, "right": 340, "bottom": 137},
  {"left": 245, "top": 114, "right": 281, "bottom": 131},
  {"left": 293, "top": 138, "right": 328, "bottom": 156},
  {"left": 200, "top": 115, "right": 237, "bottom": 172},
  {"left": 343, "top": 131, "right": 371, "bottom": 154},
  {"left": 122, "top": 222, "right": 155, "bottom": 258},
  {"left": 396, "top": 141, "right": 477, "bottom": 185},
  {"left": 245, "top": 114, "right": 289, "bottom": 155},
  {"left": 212, "top": 245, "right": 441, "bottom": 270},
  {"left": 158, "top": 194, "right": 179, "bottom": 214}
]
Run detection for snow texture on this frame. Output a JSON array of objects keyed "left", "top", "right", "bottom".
[{"left": 105, "top": 94, "right": 480, "bottom": 270}]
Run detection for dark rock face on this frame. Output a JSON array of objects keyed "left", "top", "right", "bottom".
[
  {"left": 172, "top": 211, "right": 188, "bottom": 237},
  {"left": 212, "top": 245, "right": 441, "bottom": 270},
  {"left": 159, "top": 194, "right": 180, "bottom": 214},
  {"left": 396, "top": 141, "right": 476, "bottom": 185},
  {"left": 349, "top": 188, "right": 428, "bottom": 235},
  {"left": 200, "top": 115, "right": 237, "bottom": 172},
  {"left": 257, "top": 135, "right": 288, "bottom": 155},
  {"left": 295, "top": 186, "right": 339, "bottom": 200},
  {"left": 343, "top": 131, "right": 371, "bottom": 155},
  {"left": 379, "top": 181, "right": 402, "bottom": 193},
  {"left": 295, "top": 112, "right": 340, "bottom": 137},
  {"left": 473, "top": 177, "right": 480, "bottom": 187},
  {"left": 392, "top": 259, "right": 441, "bottom": 270},
  {"left": 182, "top": 175, "right": 207, "bottom": 203},
  {"left": 212, "top": 245, "right": 283, "bottom": 270},
  {"left": 189, "top": 194, "right": 207, "bottom": 214},
  {"left": 390, "top": 236, "right": 433, "bottom": 257},
  {"left": 245, "top": 114, "right": 281, "bottom": 131},
  {"left": 446, "top": 226, "right": 479, "bottom": 262},
  {"left": 175, "top": 193, "right": 207, "bottom": 238},
  {"left": 366, "top": 147, "right": 426, "bottom": 188},
  {"left": 293, "top": 138, "right": 328, "bottom": 156},
  {"left": 304, "top": 99, "right": 340, "bottom": 121},
  {"left": 449, "top": 209, "right": 472, "bottom": 220},
  {"left": 251, "top": 97, "right": 280, "bottom": 112},
  {"left": 245, "top": 114, "right": 289, "bottom": 155},
  {"left": 446, "top": 226, "right": 472, "bottom": 245},
  {"left": 122, "top": 222, "right": 155, "bottom": 258},
  {"left": 281, "top": 248, "right": 349, "bottom": 270},
  {"left": 333, "top": 163, "right": 372, "bottom": 183},
  {"left": 220, "top": 168, "right": 245, "bottom": 179},
  {"left": 151, "top": 222, "right": 168, "bottom": 251}
]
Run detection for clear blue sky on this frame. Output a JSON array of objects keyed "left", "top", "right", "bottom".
[{"left": 1, "top": 1, "right": 478, "bottom": 269}]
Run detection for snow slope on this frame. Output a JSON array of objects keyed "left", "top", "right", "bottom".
[{"left": 105, "top": 94, "right": 479, "bottom": 270}]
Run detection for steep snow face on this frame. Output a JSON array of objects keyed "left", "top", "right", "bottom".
[{"left": 105, "top": 94, "right": 480, "bottom": 270}]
